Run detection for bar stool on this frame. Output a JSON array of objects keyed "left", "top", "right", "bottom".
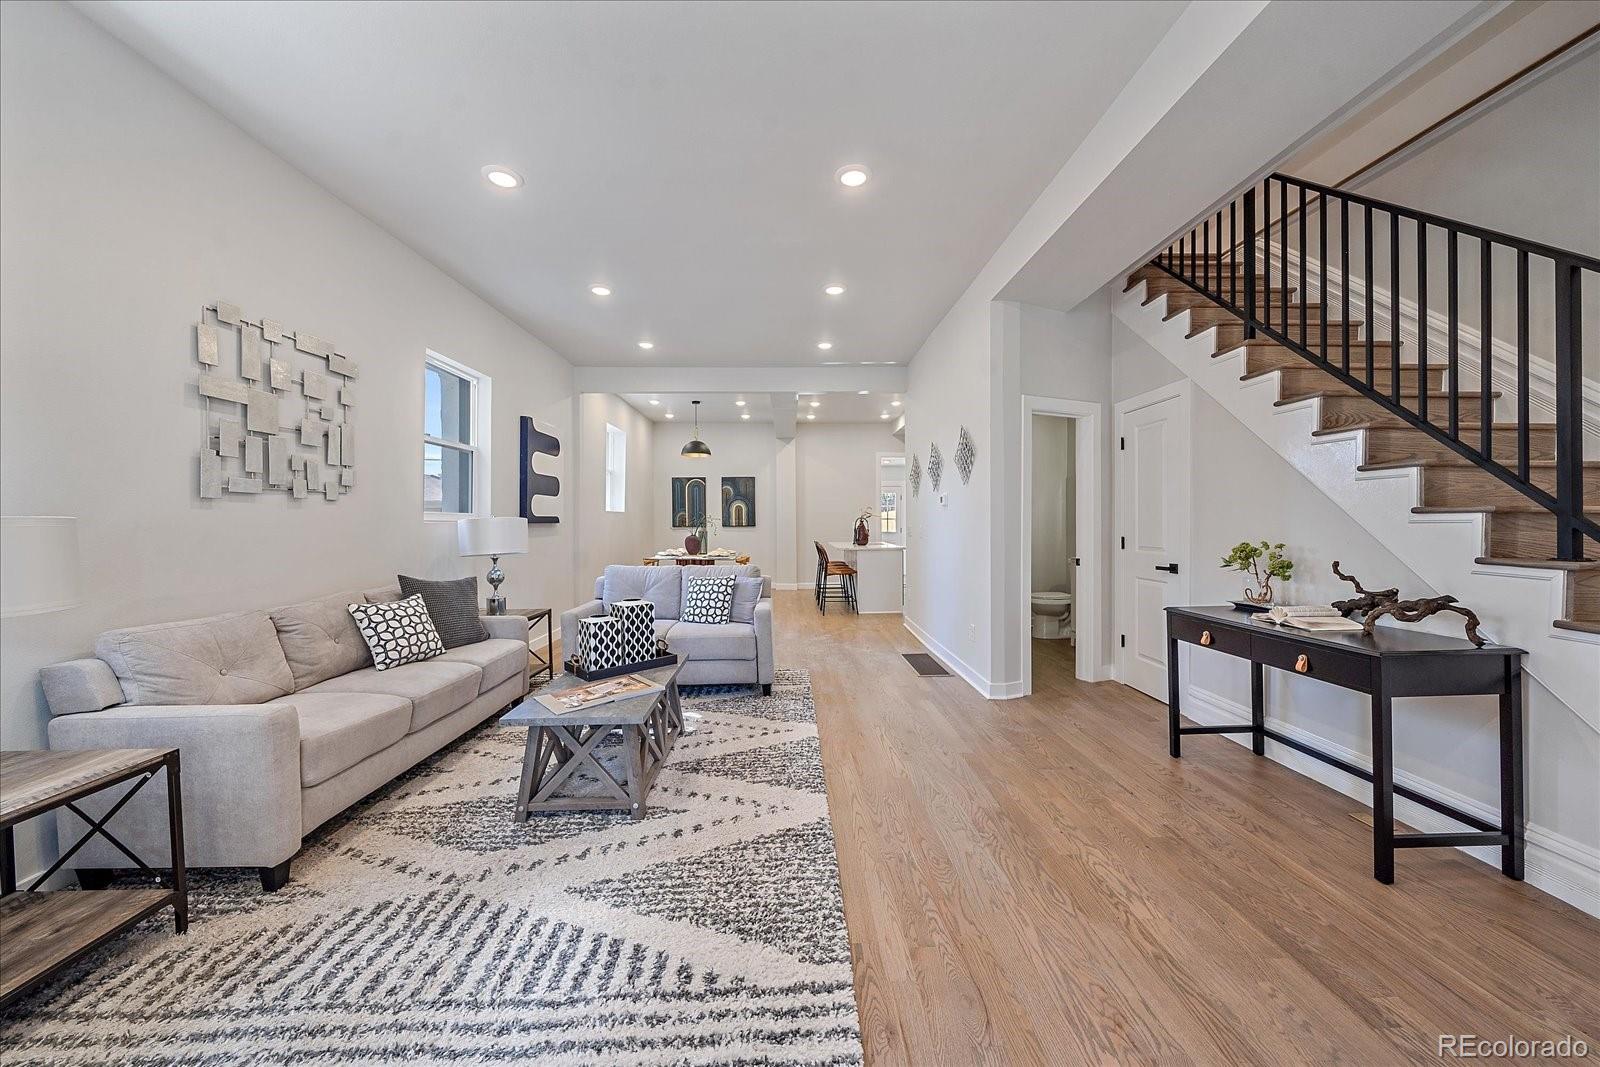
[{"left": 813, "top": 542, "right": 857, "bottom": 614}]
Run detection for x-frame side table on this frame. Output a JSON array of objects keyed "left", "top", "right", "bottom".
[{"left": 0, "top": 748, "right": 187, "bottom": 1008}]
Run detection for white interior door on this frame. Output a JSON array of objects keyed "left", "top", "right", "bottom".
[{"left": 1116, "top": 384, "right": 1191, "bottom": 702}]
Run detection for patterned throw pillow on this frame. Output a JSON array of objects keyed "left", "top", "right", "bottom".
[
  {"left": 347, "top": 595, "right": 445, "bottom": 671},
  {"left": 681, "top": 574, "right": 737, "bottom": 625}
]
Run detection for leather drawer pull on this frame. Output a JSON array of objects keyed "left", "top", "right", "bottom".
[
  {"left": 1200, "top": 630, "right": 1212, "bottom": 646},
  {"left": 1295, "top": 654, "right": 1310, "bottom": 673}
]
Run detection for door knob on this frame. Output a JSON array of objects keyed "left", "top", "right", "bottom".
[{"left": 1155, "top": 563, "right": 1179, "bottom": 573}]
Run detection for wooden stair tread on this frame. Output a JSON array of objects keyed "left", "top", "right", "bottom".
[
  {"left": 1313, "top": 421, "right": 1557, "bottom": 437},
  {"left": 1476, "top": 556, "right": 1600, "bottom": 572},
  {"left": 1360, "top": 458, "right": 1600, "bottom": 472},
  {"left": 1281, "top": 389, "right": 1498, "bottom": 407},
  {"left": 1412, "top": 504, "right": 1600, "bottom": 516}
]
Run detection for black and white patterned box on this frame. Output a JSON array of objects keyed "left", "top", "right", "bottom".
[
  {"left": 609, "top": 599, "right": 657, "bottom": 665},
  {"left": 575, "top": 615, "right": 626, "bottom": 672}
]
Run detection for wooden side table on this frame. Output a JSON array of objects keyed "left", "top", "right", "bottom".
[
  {"left": 503, "top": 607, "right": 555, "bottom": 684},
  {"left": 0, "top": 748, "right": 187, "bottom": 1008}
]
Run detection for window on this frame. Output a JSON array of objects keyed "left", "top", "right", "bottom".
[
  {"left": 423, "top": 352, "right": 489, "bottom": 516},
  {"left": 879, "top": 489, "right": 900, "bottom": 534},
  {"left": 604, "top": 423, "right": 627, "bottom": 512}
]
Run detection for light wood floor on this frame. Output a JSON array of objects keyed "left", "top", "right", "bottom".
[{"left": 773, "top": 592, "right": 1600, "bottom": 1065}]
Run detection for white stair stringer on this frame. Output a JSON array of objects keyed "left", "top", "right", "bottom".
[{"left": 1115, "top": 283, "right": 1600, "bottom": 733}]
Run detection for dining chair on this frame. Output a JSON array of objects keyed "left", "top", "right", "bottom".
[{"left": 813, "top": 542, "right": 857, "bottom": 614}]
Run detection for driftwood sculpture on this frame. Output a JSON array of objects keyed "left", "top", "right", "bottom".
[
  {"left": 1330, "top": 561, "right": 1399, "bottom": 617},
  {"left": 1329, "top": 561, "right": 1486, "bottom": 647},
  {"left": 1363, "top": 596, "right": 1485, "bottom": 647}
]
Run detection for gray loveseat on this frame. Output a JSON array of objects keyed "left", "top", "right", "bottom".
[
  {"left": 40, "top": 585, "right": 529, "bottom": 890},
  {"left": 561, "top": 565, "right": 774, "bottom": 693}
]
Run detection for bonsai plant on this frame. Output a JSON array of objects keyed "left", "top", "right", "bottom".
[{"left": 1221, "top": 540, "right": 1294, "bottom": 606}]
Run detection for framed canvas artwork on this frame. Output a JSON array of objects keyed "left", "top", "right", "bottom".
[
  {"left": 672, "top": 476, "right": 707, "bottom": 528},
  {"left": 721, "top": 476, "right": 755, "bottom": 527}
]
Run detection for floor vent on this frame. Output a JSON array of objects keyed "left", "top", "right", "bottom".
[{"left": 903, "top": 653, "right": 951, "bottom": 677}]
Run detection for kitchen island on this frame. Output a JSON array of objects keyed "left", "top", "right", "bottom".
[{"left": 826, "top": 541, "right": 905, "bottom": 614}]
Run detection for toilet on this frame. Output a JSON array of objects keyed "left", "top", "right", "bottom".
[{"left": 1031, "top": 590, "right": 1074, "bottom": 640}]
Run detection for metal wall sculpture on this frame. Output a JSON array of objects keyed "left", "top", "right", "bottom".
[
  {"left": 519, "top": 416, "right": 561, "bottom": 524},
  {"left": 195, "top": 300, "right": 355, "bottom": 502},
  {"left": 909, "top": 453, "right": 922, "bottom": 498},
  {"left": 927, "top": 443, "right": 944, "bottom": 494},
  {"left": 954, "top": 426, "right": 976, "bottom": 485},
  {"left": 721, "top": 477, "right": 756, "bottom": 528}
]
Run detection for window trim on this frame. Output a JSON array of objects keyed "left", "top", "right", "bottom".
[
  {"left": 422, "top": 349, "right": 492, "bottom": 520},
  {"left": 604, "top": 422, "right": 627, "bottom": 513}
]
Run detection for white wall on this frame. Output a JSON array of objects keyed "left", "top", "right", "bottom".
[
  {"left": 0, "top": 2, "right": 592, "bottom": 874},
  {"left": 794, "top": 423, "right": 905, "bottom": 583},
  {"left": 1030, "top": 415, "right": 1075, "bottom": 595},
  {"left": 650, "top": 423, "right": 777, "bottom": 568},
  {"left": 574, "top": 394, "right": 655, "bottom": 588},
  {"left": 1111, "top": 324, "right": 1600, "bottom": 912}
]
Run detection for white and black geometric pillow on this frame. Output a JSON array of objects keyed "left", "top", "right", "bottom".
[
  {"left": 347, "top": 594, "right": 445, "bottom": 671},
  {"left": 681, "top": 574, "right": 737, "bottom": 625}
]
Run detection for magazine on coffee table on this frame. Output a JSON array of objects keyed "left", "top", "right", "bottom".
[{"left": 534, "top": 674, "right": 664, "bottom": 715}]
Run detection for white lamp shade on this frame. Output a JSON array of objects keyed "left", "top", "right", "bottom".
[
  {"left": 2, "top": 516, "right": 82, "bottom": 617},
  {"left": 456, "top": 516, "right": 528, "bottom": 558}
]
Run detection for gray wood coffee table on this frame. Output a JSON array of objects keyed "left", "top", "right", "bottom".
[{"left": 502, "top": 659, "right": 684, "bottom": 822}]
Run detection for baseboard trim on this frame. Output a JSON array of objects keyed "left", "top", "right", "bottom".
[
  {"left": 1183, "top": 684, "right": 1600, "bottom": 918},
  {"left": 775, "top": 581, "right": 813, "bottom": 591},
  {"left": 902, "top": 616, "right": 1010, "bottom": 700}
]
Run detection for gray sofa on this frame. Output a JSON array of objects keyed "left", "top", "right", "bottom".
[
  {"left": 40, "top": 585, "right": 529, "bottom": 890},
  {"left": 562, "top": 565, "right": 774, "bottom": 693}
]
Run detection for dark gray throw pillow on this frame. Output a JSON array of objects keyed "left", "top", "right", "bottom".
[{"left": 397, "top": 575, "right": 488, "bottom": 649}]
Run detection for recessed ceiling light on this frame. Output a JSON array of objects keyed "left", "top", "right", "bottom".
[
  {"left": 482, "top": 165, "right": 522, "bottom": 189},
  {"left": 820, "top": 361, "right": 846, "bottom": 366},
  {"left": 637, "top": 341, "right": 654, "bottom": 350},
  {"left": 836, "top": 165, "right": 870, "bottom": 188},
  {"left": 740, "top": 412, "right": 750, "bottom": 420},
  {"left": 806, "top": 412, "right": 816, "bottom": 420},
  {"left": 648, "top": 399, "right": 660, "bottom": 405},
  {"left": 891, "top": 399, "right": 902, "bottom": 407},
  {"left": 880, "top": 411, "right": 890, "bottom": 419},
  {"left": 590, "top": 285, "right": 612, "bottom": 297},
  {"left": 809, "top": 400, "right": 821, "bottom": 408},
  {"left": 816, "top": 342, "right": 833, "bottom": 351},
  {"left": 824, "top": 285, "right": 846, "bottom": 296},
  {"left": 664, "top": 412, "right": 675, "bottom": 419},
  {"left": 734, "top": 399, "right": 746, "bottom": 407},
  {"left": 857, "top": 390, "right": 869, "bottom": 396}
]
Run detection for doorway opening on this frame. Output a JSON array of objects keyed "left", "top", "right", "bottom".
[{"left": 1021, "top": 397, "right": 1103, "bottom": 695}]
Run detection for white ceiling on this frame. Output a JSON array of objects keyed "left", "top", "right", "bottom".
[
  {"left": 77, "top": 1, "right": 1186, "bottom": 366},
  {"left": 620, "top": 391, "right": 904, "bottom": 424}
]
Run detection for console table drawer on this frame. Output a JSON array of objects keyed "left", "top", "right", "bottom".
[
  {"left": 1251, "top": 633, "right": 1373, "bottom": 692},
  {"left": 1169, "top": 614, "right": 1251, "bottom": 657}
]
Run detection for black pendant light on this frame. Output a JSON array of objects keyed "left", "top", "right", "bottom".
[{"left": 681, "top": 399, "right": 711, "bottom": 458}]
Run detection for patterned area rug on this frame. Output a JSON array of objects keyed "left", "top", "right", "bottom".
[{"left": 0, "top": 668, "right": 861, "bottom": 1066}]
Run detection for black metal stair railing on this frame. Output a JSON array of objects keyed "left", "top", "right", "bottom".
[{"left": 1152, "top": 172, "right": 1599, "bottom": 562}]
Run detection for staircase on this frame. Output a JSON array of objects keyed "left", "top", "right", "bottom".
[{"left": 1116, "top": 174, "right": 1599, "bottom": 726}]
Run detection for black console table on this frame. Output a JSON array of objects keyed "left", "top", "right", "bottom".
[{"left": 1165, "top": 605, "right": 1526, "bottom": 885}]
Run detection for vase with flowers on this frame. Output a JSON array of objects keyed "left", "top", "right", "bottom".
[
  {"left": 853, "top": 508, "right": 872, "bottom": 546},
  {"left": 1221, "top": 540, "right": 1294, "bottom": 608}
]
